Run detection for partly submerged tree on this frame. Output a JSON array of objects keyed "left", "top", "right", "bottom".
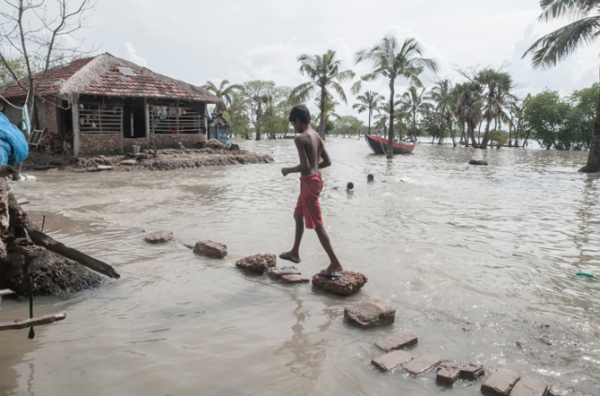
[
  {"left": 429, "top": 79, "right": 454, "bottom": 144},
  {"left": 290, "top": 50, "right": 354, "bottom": 138},
  {"left": 522, "top": 0, "right": 600, "bottom": 171},
  {"left": 475, "top": 68, "right": 514, "bottom": 149},
  {"left": 355, "top": 36, "right": 438, "bottom": 158},
  {"left": 452, "top": 82, "right": 483, "bottom": 148},
  {"left": 242, "top": 80, "right": 276, "bottom": 140},
  {"left": 203, "top": 80, "right": 243, "bottom": 110},
  {"left": 399, "top": 85, "right": 432, "bottom": 139},
  {"left": 352, "top": 91, "right": 385, "bottom": 135}
]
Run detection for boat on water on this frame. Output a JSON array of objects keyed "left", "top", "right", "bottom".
[{"left": 364, "top": 134, "right": 416, "bottom": 155}]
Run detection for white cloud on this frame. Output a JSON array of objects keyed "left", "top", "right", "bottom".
[{"left": 119, "top": 42, "right": 148, "bottom": 67}]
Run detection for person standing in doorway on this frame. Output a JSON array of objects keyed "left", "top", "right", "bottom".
[{"left": 279, "top": 105, "right": 344, "bottom": 279}]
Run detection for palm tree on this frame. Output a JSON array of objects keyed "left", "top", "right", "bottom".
[
  {"left": 352, "top": 91, "right": 385, "bottom": 135},
  {"left": 355, "top": 36, "right": 438, "bottom": 158},
  {"left": 203, "top": 80, "right": 243, "bottom": 110},
  {"left": 523, "top": 0, "right": 600, "bottom": 172},
  {"left": 452, "top": 82, "right": 483, "bottom": 148},
  {"left": 399, "top": 86, "right": 432, "bottom": 139},
  {"left": 429, "top": 79, "right": 454, "bottom": 144},
  {"left": 475, "top": 68, "right": 514, "bottom": 148},
  {"left": 290, "top": 50, "right": 354, "bottom": 138}
]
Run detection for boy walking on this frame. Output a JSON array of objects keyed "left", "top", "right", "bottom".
[{"left": 279, "top": 106, "right": 343, "bottom": 278}]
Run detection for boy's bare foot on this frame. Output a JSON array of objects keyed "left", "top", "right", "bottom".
[
  {"left": 326, "top": 263, "right": 343, "bottom": 273},
  {"left": 279, "top": 251, "right": 301, "bottom": 264}
]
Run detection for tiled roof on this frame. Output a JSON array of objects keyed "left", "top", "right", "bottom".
[
  {"left": 0, "top": 53, "right": 220, "bottom": 104},
  {"left": 0, "top": 57, "right": 94, "bottom": 98}
]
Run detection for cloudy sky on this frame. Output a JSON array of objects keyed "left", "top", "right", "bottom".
[{"left": 4, "top": 0, "right": 599, "bottom": 119}]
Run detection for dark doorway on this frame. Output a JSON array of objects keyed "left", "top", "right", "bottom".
[{"left": 123, "top": 98, "right": 146, "bottom": 138}]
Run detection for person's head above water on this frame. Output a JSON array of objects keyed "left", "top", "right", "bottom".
[
  {"left": 347, "top": 182, "right": 354, "bottom": 190},
  {"left": 289, "top": 105, "right": 311, "bottom": 133},
  {"left": 367, "top": 174, "right": 374, "bottom": 182}
]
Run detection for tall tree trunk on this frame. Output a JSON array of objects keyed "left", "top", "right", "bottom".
[
  {"left": 318, "top": 87, "right": 326, "bottom": 139},
  {"left": 368, "top": 108, "right": 371, "bottom": 135},
  {"left": 579, "top": 71, "right": 600, "bottom": 172},
  {"left": 480, "top": 118, "right": 491, "bottom": 148},
  {"left": 469, "top": 120, "right": 479, "bottom": 148},
  {"left": 387, "top": 79, "right": 395, "bottom": 158},
  {"left": 255, "top": 103, "right": 263, "bottom": 141}
]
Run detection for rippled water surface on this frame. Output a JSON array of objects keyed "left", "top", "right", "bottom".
[{"left": 1, "top": 139, "right": 599, "bottom": 395}]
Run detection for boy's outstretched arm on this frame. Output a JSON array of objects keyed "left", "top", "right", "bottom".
[{"left": 282, "top": 138, "right": 309, "bottom": 176}]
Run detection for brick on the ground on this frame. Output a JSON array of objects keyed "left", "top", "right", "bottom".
[
  {"left": 371, "top": 350, "right": 412, "bottom": 371},
  {"left": 548, "top": 384, "right": 592, "bottom": 396},
  {"left": 344, "top": 300, "right": 395, "bottom": 328},
  {"left": 510, "top": 376, "right": 547, "bottom": 396},
  {"left": 375, "top": 332, "right": 418, "bottom": 352},
  {"left": 437, "top": 368, "right": 461, "bottom": 385},
  {"left": 481, "top": 369, "right": 520, "bottom": 396},
  {"left": 403, "top": 354, "right": 442, "bottom": 375}
]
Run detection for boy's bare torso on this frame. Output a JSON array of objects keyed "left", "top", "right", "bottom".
[{"left": 295, "top": 128, "right": 324, "bottom": 176}]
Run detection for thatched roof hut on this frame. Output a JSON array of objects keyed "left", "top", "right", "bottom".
[{"left": 0, "top": 53, "right": 225, "bottom": 155}]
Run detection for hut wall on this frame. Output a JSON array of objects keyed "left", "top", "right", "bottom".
[
  {"left": 151, "top": 133, "right": 206, "bottom": 149},
  {"left": 79, "top": 133, "right": 123, "bottom": 155},
  {"left": 1, "top": 100, "right": 24, "bottom": 127},
  {"left": 36, "top": 99, "right": 59, "bottom": 135},
  {"left": 123, "top": 137, "right": 150, "bottom": 152}
]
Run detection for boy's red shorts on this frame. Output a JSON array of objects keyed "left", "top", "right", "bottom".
[{"left": 294, "top": 173, "right": 323, "bottom": 229}]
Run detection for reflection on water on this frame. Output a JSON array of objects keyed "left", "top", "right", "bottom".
[{"left": 0, "top": 139, "right": 598, "bottom": 395}]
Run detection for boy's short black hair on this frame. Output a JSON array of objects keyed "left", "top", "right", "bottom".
[
  {"left": 289, "top": 105, "right": 311, "bottom": 124},
  {"left": 347, "top": 182, "right": 354, "bottom": 190},
  {"left": 367, "top": 174, "right": 374, "bottom": 181}
]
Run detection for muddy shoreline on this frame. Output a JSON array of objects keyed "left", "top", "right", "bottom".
[{"left": 23, "top": 146, "right": 274, "bottom": 173}]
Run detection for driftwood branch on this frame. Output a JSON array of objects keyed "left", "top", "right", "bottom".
[
  {"left": 0, "top": 313, "right": 66, "bottom": 331},
  {"left": 25, "top": 222, "right": 120, "bottom": 279}
]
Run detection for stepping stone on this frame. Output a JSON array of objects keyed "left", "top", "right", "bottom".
[
  {"left": 235, "top": 254, "right": 277, "bottom": 274},
  {"left": 403, "top": 354, "right": 442, "bottom": 375},
  {"left": 193, "top": 240, "right": 227, "bottom": 258},
  {"left": 481, "top": 368, "right": 520, "bottom": 396},
  {"left": 459, "top": 362, "right": 485, "bottom": 380},
  {"left": 311, "top": 271, "right": 367, "bottom": 296},
  {"left": 145, "top": 230, "right": 173, "bottom": 244},
  {"left": 469, "top": 159, "right": 488, "bottom": 166},
  {"left": 268, "top": 266, "right": 301, "bottom": 280},
  {"left": 510, "top": 376, "right": 548, "bottom": 396},
  {"left": 344, "top": 300, "right": 395, "bottom": 328},
  {"left": 375, "top": 332, "right": 418, "bottom": 352},
  {"left": 371, "top": 350, "right": 412, "bottom": 371},
  {"left": 281, "top": 274, "right": 309, "bottom": 283},
  {"left": 437, "top": 367, "right": 461, "bottom": 385}
]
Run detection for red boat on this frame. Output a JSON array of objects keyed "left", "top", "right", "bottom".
[{"left": 364, "top": 134, "right": 415, "bottom": 155}]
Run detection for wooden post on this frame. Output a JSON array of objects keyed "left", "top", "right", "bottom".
[
  {"left": 0, "top": 313, "right": 66, "bottom": 331},
  {"left": 144, "top": 98, "right": 150, "bottom": 146},
  {"left": 72, "top": 96, "right": 80, "bottom": 156}
]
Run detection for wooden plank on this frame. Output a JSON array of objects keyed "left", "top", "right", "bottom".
[
  {"left": 0, "top": 289, "right": 15, "bottom": 296},
  {"left": 0, "top": 313, "right": 66, "bottom": 331},
  {"left": 17, "top": 199, "right": 30, "bottom": 205}
]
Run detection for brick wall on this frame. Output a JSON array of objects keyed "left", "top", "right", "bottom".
[
  {"left": 36, "top": 99, "right": 59, "bottom": 134},
  {"left": 151, "top": 133, "right": 206, "bottom": 149},
  {"left": 80, "top": 133, "right": 123, "bottom": 155},
  {"left": 1, "top": 100, "right": 24, "bottom": 126},
  {"left": 123, "top": 137, "right": 149, "bottom": 152}
]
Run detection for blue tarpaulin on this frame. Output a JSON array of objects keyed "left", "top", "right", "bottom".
[{"left": 0, "top": 112, "right": 29, "bottom": 166}]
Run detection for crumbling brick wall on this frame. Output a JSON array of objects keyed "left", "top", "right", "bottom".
[{"left": 80, "top": 133, "right": 123, "bottom": 155}]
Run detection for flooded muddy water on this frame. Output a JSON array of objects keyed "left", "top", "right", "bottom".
[{"left": 1, "top": 139, "right": 599, "bottom": 395}]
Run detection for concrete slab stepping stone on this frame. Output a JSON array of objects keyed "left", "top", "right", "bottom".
[
  {"left": 438, "top": 360, "right": 485, "bottom": 382},
  {"left": 281, "top": 274, "right": 310, "bottom": 283},
  {"left": 371, "top": 350, "right": 413, "bottom": 371},
  {"left": 267, "top": 266, "right": 301, "bottom": 280},
  {"left": 344, "top": 299, "right": 395, "bottom": 328},
  {"left": 437, "top": 367, "right": 461, "bottom": 385},
  {"left": 235, "top": 254, "right": 277, "bottom": 274},
  {"left": 145, "top": 230, "right": 173, "bottom": 244},
  {"left": 375, "top": 332, "right": 418, "bottom": 352},
  {"left": 459, "top": 362, "right": 485, "bottom": 380},
  {"left": 403, "top": 354, "right": 442, "bottom": 375},
  {"left": 193, "top": 240, "right": 227, "bottom": 258},
  {"left": 510, "top": 376, "right": 547, "bottom": 396},
  {"left": 311, "top": 271, "right": 367, "bottom": 295},
  {"left": 481, "top": 368, "right": 520, "bottom": 396}
]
